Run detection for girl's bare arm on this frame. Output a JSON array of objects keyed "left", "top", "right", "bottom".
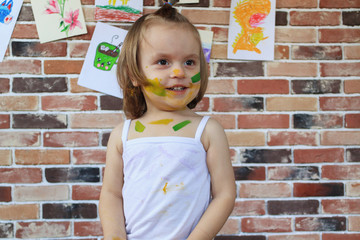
[
  {"left": 187, "top": 118, "right": 236, "bottom": 240},
  {"left": 99, "top": 124, "right": 127, "bottom": 240}
]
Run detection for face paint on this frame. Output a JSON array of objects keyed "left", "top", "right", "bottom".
[
  {"left": 173, "top": 120, "right": 191, "bottom": 131},
  {"left": 144, "top": 78, "right": 166, "bottom": 97},
  {"left": 173, "top": 68, "right": 180, "bottom": 76},
  {"left": 135, "top": 121, "right": 145, "bottom": 132},
  {"left": 191, "top": 72, "right": 201, "bottom": 83},
  {"left": 149, "top": 119, "right": 174, "bottom": 125}
]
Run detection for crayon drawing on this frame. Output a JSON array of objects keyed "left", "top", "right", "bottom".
[
  {"left": 31, "top": 0, "right": 87, "bottom": 43},
  {"left": 0, "top": 0, "right": 23, "bottom": 62},
  {"left": 227, "top": 0, "right": 276, "bottom": 61},
  {"left": 198, "top": 29, "right": 213, "bottom": 63},
  {"left": 95, "top": 0, "right": 142, "bottom": 22},
  {"left": 78, "top": 22, "right": 127, "bottom": 98}
]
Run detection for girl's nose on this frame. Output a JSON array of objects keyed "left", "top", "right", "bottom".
[{"left": 171, "top": 67, "right": 185, "bottom": 78}]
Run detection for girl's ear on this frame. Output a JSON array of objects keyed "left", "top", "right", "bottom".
[{"left": 131, "top": 80, "right": 140, "bottom": 87}]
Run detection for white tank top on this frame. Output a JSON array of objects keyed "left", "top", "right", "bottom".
[{"left": 121, "top": 116, "right": 211, "bottom": 240}]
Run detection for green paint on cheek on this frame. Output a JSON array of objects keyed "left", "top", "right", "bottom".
[
  {"left": 191, "top": 72, "right": 201, "bottom": 83},
  {"left": 173, "top": 120, "right": 191, "bottom": 132},
  {"left": 146, "top": 78, "right": 166, "bottom": 97},
  {"left": 135, "top": 121, "right": 145, "bottom": 132}
]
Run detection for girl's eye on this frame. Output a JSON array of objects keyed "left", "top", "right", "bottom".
[
  {"left": 157, "top": 59, "right": 168, "bottom": 65},
  {"left": 185, "top": 60, "right": 195, "bottom": 66}
]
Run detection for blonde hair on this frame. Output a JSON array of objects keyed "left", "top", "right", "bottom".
[{"left": 117, "top": 4, "right": 208, "bottom": 119}]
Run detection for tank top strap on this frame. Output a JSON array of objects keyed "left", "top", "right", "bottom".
[
  {"left": 195, "top": 116, "right": 210, "bottom": 141},
  {"left": 122, "top": 119, "right": 131, "bottom": 145}
]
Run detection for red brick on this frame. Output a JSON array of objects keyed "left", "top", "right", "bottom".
[
  {"left": 232, "top": 200, "right": 266, "bottom": 216},
  {"left": 267, "top": 97, "right": 317, "bottom": 111},
  {"left": 0, "top": 150, "right": 11, "bottom": 166},
  {"left": 0, "top": 204, "right": 39, "bottom": 220},
  {"left": 210, "top": 44, "right": 227, "bottom": 59},
  {"left": 242, "top": 217, "right": 292, "bottom": 232},
  {"left": 320, "top": 96, "right": 360, "bottom": 111},
  {"left": 322, "top": 165, "right": 360, "bottom": 180},
  {"left": 193, "top": 97, "right": 209, "bottom": 112},
  {"left": 70, "top": 78, "right": 98, "bottom": 93},
  {"left": 209, "top": 114, "right": 236, "bottom": 129},
  {"left": 292, "top": 46, "right": 342, "bottom": 60},
  {"left": 70, "top": 113, "right": 123, "bottom": 128},
  {"left": 211, "top": 27, "right": 228, "bottom": 42},
  {"left": 268, "top": 131, "right": 318, "bottom": 146},
  {"left": 42, "top": 95, "right": 97, "bottom": 111},
  {"left": 74, "top": 221, "right": 102, "bottom": 236},
  {"left": 269, "top": 234, "right": 320, "bottom": 240},
  {"left": 239, "top": 183, "right": 291, "bottom": 198},
  {"left": 277, "top": 0, "right": 317, "bottom": 8},
  {"left": 0, "top": 60, "right": 41, "bottom": 74},
  {"left": 12, "top": 24, "right": 38, "bottom": 39},
  {"left": 349, "top": 216, "right": 360, "bottom": 231},
  {"left": 294, "top": 183, "right": 344, "bottom": 197},
  {"left": 321, "top": 63, "right": 360, "bottom": 77},
  {"left": 12, "top": 41, "right": 67, "bottom": 57},
  {"left": 72, "top": 149, "right": 106, "bottom": 164},
  {"left": 0, "top": 132, "right": 40, "bottom": 147},
  {"left": 0, "top": 114, "right": 10, "bottom": 128},
  {"left": 238, "top": 79, "right": 289, "bottom": 94},
  {"left": 213, "top": 0, "right": 230, "bottom": 7},
  {"left": 14, "top": 185, "right": 69, "bottom": 201},
  {"left": 268, "top": 166, "right": 319, "bottom": 181},
  {"left": 69, "top": 42, "right": 90, "bottom": 58},
  {"left": 16, "top": 222, "right": 71, "bottom": 238},
  {"left": 345, "top": 46, "right": 360, "bottom": 59},
  {"left": 44, "top": 60, "right": 84, "bottom": 74},
  {"left": 0, "top": 78, "right": 9, "bottom": 93},
  {"left": 295, "top": 217, "right": 346, "bottom": 231},
  {"left": 0, "top": 168, "right": 42, "bottom": 183},
  {"left": 72, "top": 185, "right": 101, "bottom": 200},
  {"left": 0, "top": 96, "right": 38, "bottom": 111},
  {"left": 294, "top": 148, "right": 344, "bottom": 163},
  {"left": 234, "top": 166, "right": 265, "bottom": 181},
  {"left": 276, "top": 28, "right": 317, "bottom": 43},
  {"left": 182, "top": 10, "right": 229, "bottom": 25},
  {"left": 206, "top": 80, "right": 235, "bottom": 94},
  {"left": 275, "top": 45, "right": 290, "bottom": 60},
  {"left": 345, "top": 80, "right": 360, "bottom": 93},
  {"left": 218, "top": 218, "right": 239, "bottom": 235},
  {"left": 319, "top": 29, "right": 360, "bottom": 43},
  {"left": 347, "top": 182, "right": 360, "bottom": 197},
  {"left": 267, "top": 62, "right": 317, "bottom": 77},
  {"left": 213, "top": 97, "right": 263, "bottom": 112},
  {"left": 323, "top": 233, "right": 360, "bottom": 240},
  {"left": 321, "top": 131, "right": 360, "bottom": 145},
  {"left": 44, "top": 132, "right": 99, "bottom": 147},
  {"left": 346, "top": 114, "right": 360, "bottom": 128},
  {"left": 15, "top": 149, "right": 70, "bottom": 165},
  {"left": 320, "top": 0, "right": 360, "bottom": 8},
  {"left": 0, "top": 187, "right": 11, "bottom": 202},
  {"left": 290, "top": 11, "right": 340, "bottom": 26},
  {"left": 322, "top": 199, "right": 360, "bottom": 214},
  {"left": 226, "top": 131, "right": 265, "bottom": 147},
  {"left": 238, "top": 114, "right": 289, "bottom": 129}
]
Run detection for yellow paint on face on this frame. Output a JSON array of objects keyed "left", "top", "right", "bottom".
[
  {"left": 173, "top": 68, "right": 180, "bottom": 76},
  {"left": 144, "top": 78, "right": 166, "bottom": 96},
  {"left": 149, "top": 119, "right": 174, "bottom": 125}
]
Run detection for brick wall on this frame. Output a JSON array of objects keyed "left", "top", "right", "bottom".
[{"left": 0, "top": 0, "right": 359, "bottom": 239}]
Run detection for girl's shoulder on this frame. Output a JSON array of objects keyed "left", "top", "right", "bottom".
[
  {"left": 201, "top": 117, "right": 226, "bottom": 151},
  {"left": 108, "top": 121, "right": 126, "bottom": 154}
]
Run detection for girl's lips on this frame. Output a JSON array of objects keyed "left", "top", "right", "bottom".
[{"left": 166, "top": 86, "right": 189, "bottom": 95}]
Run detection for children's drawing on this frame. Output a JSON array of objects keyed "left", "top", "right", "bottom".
[
  {"left": 0, "top": 0, "right": 13, "bottom": 24},
  {"left": 94, "top": 36, "right": 123, "bottom": 71},
  {"left": 31, "top": 0, "right": 87, "bottom": 43},
  {"left": 0, "top": 0, "right": 22, "bottom": 62},
  {"left": 78, "top": 22, "right": 128, "bottom": 98},
  {"left": 198, "top": 29, "right": 213, "bottom": 63},
  {"left": 227, "top": 0, "right": 276, "bottom": 61},
  {"left": 95, "top": 0, "right": 142, "bottom": 22}
]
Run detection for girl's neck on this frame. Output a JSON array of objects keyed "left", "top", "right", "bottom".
[{"left": 141, "top": 107, "right": 196, "bottom": 121}]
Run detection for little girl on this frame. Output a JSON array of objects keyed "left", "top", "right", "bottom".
[{"left": 99, "top": 3, "right": 236, "bottom": 240}]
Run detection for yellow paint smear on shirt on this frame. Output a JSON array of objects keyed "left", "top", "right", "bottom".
[
  {"left": 149, "top": 119, "right": 174, "bottom": 125},
  {"left": 163, "top": 182, "right": 168, "bottom": 194}
]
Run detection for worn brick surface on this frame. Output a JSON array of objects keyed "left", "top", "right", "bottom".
[
  {"left": 268, "top": 200, "right": 319, "bottom": 215},
  {"left": 295, "top": 217, "right": 346, "bottom": 231},
  {"left": 43, "top": 203, "right": 97, "bottom": 219},
  {"left": 293, "top": 114, "right": 342, "bottom": 129},
  {"left": 45, "top": 168, "right": 100, "bottom": 183},
  {"left": 239, "top": 149, "right": 291, "bottom": 164},
  {"left": 268, "top": 166, "right": 319, "bottom": 180},
  {"left": 16, "top": 222, "right": 71, "bottom": 238},
  {"left": 294, "top": 183, "right": 344, "bottom": 197},
  {"left": 233, "top": 167, "right": 265, "bottom": 181},
  {"left": 13, "top": 77, "right": 67, "bottom": 93},
  {"left": 291, "top": 80, "right": 341, "bottom": 94}
]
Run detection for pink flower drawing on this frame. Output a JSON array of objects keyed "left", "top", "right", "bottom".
[
  {"left": 44, "top": 0, "right": 60, "bottom": 14},
  {"left": 64, "top": 9, "right": 82, "bottom": 31}
]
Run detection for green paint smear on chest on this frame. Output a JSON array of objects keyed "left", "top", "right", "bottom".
[
  {"left": 135, "top": 121, "right": 145, "bottom": 132},
  {"left": 173, "top": 120, "right": 191, "bottom": 132},
  {"left": 191, "top": 72, "right": 201, "bottom": 83}
]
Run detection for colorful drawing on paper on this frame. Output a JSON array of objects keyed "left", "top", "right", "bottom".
[
  {"left": 78, "top": 22, "right": 127, "bottom": 98},
  {"left": 198, "top": 29, "right": 213, "bottom": 63},
  {"left": 94, "top": 37, "right": 123, "bottom": 71},
  {"left": 95, "top": 0, "right": 142, "bottom": 22},
  {"left": 227, "top": 0, "right": 276, "bottom": 61},
  {"left": 0, "top": 0, "right": 22, "bottom": 62},
  {"left": 31, "top": 0, "right": 87, "bottom": 43}
]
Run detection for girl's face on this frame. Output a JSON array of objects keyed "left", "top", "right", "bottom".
[{"left": 137, "top": 23, "right": 201, "bottom": 112}]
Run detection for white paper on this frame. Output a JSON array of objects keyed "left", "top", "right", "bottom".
[
  {"left": 95, "top": 0, "right": 142, "bottom": 22},
  {"left": 0, "top": 0, "right": 23, "bottom": 62},
  {"left": 227, "top": 0, "right": 276, "bottom": 61},
  {"left": 198, "top": 29, "right": 213, "bottom": 63},
  {"left": 78, "top": 22, "right": 127, "bottom": 99}
]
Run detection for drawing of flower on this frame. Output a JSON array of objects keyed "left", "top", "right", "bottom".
[
  {"left": 64, "top": 9, "right": 82, "bottom": 31},
  {"left": 44, "top": 0, "right": 60, "bottom": 14}
]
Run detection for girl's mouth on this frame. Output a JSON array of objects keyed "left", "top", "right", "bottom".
[{"left": 166, "top": 86, "right": 188, "bottom": 91}]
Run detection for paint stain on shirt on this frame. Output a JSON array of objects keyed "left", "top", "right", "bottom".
[
  {"left": 149, "top": 119, "right": 174, "bottom": 125},
  {"left": 163, "top": 182, "right": 168, "bottom": 194},
  {"left": 173, "top": 120, "right": 191, "bottom": 131},
  {"left": 135, "top": 121, "right": 145, "bottom": 132}
]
